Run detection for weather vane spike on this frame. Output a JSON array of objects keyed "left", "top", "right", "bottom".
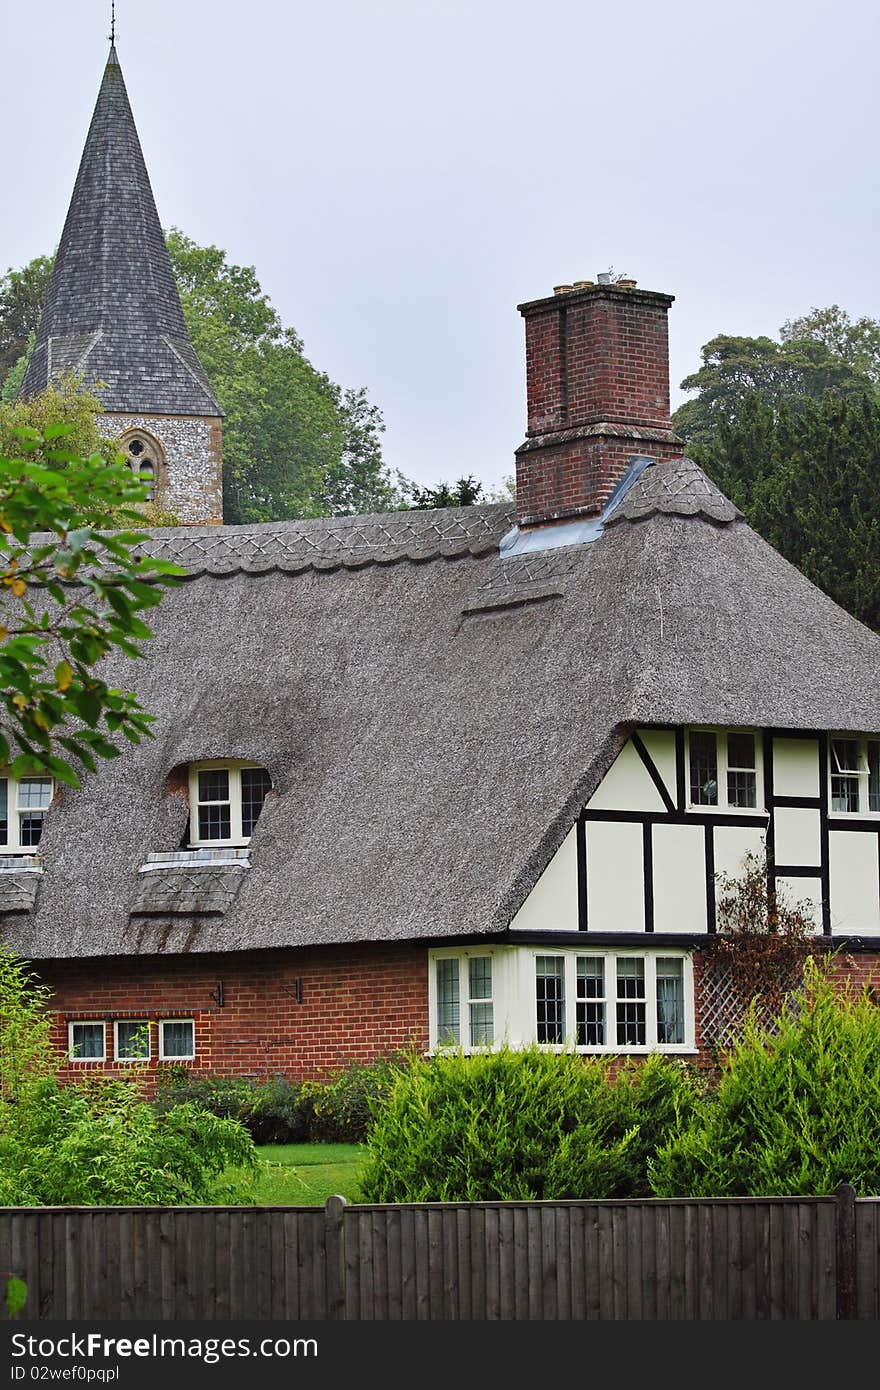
[{"left": 110, "top": 1, "right": 116, "bottom": 44}]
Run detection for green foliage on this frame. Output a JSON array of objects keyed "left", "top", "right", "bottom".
[
  {"left": 673, "top": 311, "right": 878, "bottom": 449},
  {"left": 649, "top": 958, "right": 880, "bottom": 1197},
  {"left": 0, "top": 943, "right": 257, "bottom": 1207},
  {"left": 0, "top": 376, "right": 110, "bottom": 462},
  {"left": 360, "top": 1044, "right": 631, "bottom": 1202},
  {"left": 3, "top": 1275, "right": 27, "bottom": 1317},
  {"left": 402, "top": 474, "right": 485, "bottom": 509},
  {"left": 0, "top": 255, "right": 53, "bottom": 383},
  {"left": 0, "top": 424, "right": 183, "bottom": 784},
  {"left": 165, "top": 230, "right": 399, "bottom": 524},
  {"left": 693, "top": 391, "right": 880, "bottom": 631},
  {"left": 153, "top": 1057, "right": 402, "bottom": 1145},
  {"left": 544, "top": 1055, "right": 706, "bottom": 1199}
]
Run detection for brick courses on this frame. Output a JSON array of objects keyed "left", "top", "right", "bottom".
[{"left": 515, "top": 283, "right": 683, "bottom": 525}]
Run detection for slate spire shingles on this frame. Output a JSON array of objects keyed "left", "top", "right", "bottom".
[{"left": 21, "top": 44, "right": 221, "bottom": 417}]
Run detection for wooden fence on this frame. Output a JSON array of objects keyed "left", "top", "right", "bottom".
[{"left": 2, "top": 1187, "right": 878, "bottom": 1320}]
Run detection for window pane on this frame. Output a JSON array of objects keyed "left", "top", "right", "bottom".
[
  {"left": 689, "top": 731, "right": 718, "bottom": 805},
  {"left": 71, "top": 1023, "right": 104, "bottom": 1059},
  {"left": 656, "top": 959, "right": 685, "bottom": 1044},
  {"left": 832, "top": 739, "right": 862, "bottom": 774},
  {"left": 436, "top": 958, "right": 460, "bottom": 1045},
  {"left": 0, "top": 778, "right": 8, "bottom": 846},
  {"left": 161, "top": 1021, "right": 194, "bottom": 1058},
  {"left": 869, "top": 743, "right": 880, "bottom": 813},
  {"left": 727, "top": 733, "right": 755, "bottom": 770},
  {"left": 536, "top": 955, "right": 565, "bottom": 1043},
  {"left": 468, "top": 957, "right": 492, "bottom": 1000},
  {"left": 576, "top": 957, "right": 605, "bottom": 1046},
  {"left": 116, "top": 1020, "right": 150, "bottom": 1060},
  {"left": 19, "top": 813, "right": 45, "bottom": 846},
  {"left": 18, "top": 778, "right": 52, "bottom": 810},
  {"left": 198, "top": 769, "right": 229, "bottom": 802},
  {"left": 616, "top": 959, "right": 645, "bottom": 1046},
  {"left": 241, "top": 767, "right": 272, "bottom": 837},
  {"left": 831, "top": 775, "right": 860, "bottom": 813},
  {"left": 198, "top": 804, "right": 231, "bottom": 840},
  {"left": 727, "top": 769, "right": 757, "bottom": 808},
  {"left": 469, "top": 1002, "right": 493, "bottom": 1047}
]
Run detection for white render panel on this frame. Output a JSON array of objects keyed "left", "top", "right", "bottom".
[
  {"left": 652, "top": 823, "right": 707, "bottom": 934},
  {"left": 776, "top": 876, "right": 824, "bottom": 933},
  {"left": 774, "top": 807, "right": 822, "bottom": 867},
  {"left": 588, "top": 739, "right": 667, "bottom": 813},
  {"left": 829, "top": 832, "right": 880, "bottom": 935},
  {"left": 713, "top": 824, "right": 766, "bottom": 886},
  {"left": 509, "top": 826, "right": 578, "bottom": 932},
  {"left": 638, "top": 729, "right": 676, "bottom": 805},
  {"left": 585, "top": 821, "right": 644, "bottom": 932},
  {"left": 772, "top": 738, "right": 820, "bottom": 798}
]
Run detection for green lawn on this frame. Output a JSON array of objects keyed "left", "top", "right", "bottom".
[{"left": 248, "top": 1143, "right": 367, "bottom": 1206}]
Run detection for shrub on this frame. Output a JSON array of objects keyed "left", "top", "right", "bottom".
[
  {"left": 649, "top": 956, "right": 880, "bottom": 1197},
  {"left": 0, "top": 1074, "right": 257, "bottom": 1206},
  {"left": 359, "top": 1045, "right": 616, "bottom": 1202},
  {"left": 544, "top": 1054, "right": 706, "bottom": 1199},
  {"left": 309, "top": 1057, "right": 402, "bottom": 1143}
]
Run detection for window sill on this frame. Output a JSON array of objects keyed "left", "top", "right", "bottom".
[
  {"left": 0, "top": 854, "right": 43, "bottom": 872},
  {"left": 139, "top": 848, "right": 250, "bottom": 873}
]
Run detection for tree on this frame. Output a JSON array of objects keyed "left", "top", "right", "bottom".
[
  {"left": 0, "top": 255, "right": 53, "bottom": 384},
  {"left": 403, "top": 474, "right": 485, "bottom": 509},
  {"left": 673, "top": 329, "right": 873, "bottom": 448},
  {"left": 165, "top": 230, "right": 402, "bottom": 523},
  {"left": 0, "top": 425, "right": 182, "bottom": 786},
  {"left": 693, "top": 391, "right": 880, "bottom": 632}
]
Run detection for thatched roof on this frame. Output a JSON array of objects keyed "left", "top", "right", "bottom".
[{"left": 4, "top": 457, "right": 880, "bottom": 960}]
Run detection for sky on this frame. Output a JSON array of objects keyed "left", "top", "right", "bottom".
[{"left": 3, "top": 0, "right": 880, "bottom": 493}]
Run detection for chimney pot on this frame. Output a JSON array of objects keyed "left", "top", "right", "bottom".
[
  {"left": 596, "top": 272, "right": 613, "bottom": 285},
  {"left": 553, "top": 284, "right": 573, "bottom": 296},
  {"left": 572, "top": 280, "right": 595, "bottom": 290}
]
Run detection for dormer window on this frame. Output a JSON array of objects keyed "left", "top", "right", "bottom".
[
  {"left": 0, "top": 773, "right": 53, "bottom": 852},
  {"left": 188, "top": 762, "right": 272, "bottom": 847}
]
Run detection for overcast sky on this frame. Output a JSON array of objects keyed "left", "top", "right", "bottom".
[{"left": 4, "top": 0, "right": 879, "bottom": 492}]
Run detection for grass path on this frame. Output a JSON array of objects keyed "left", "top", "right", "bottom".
[{"left": 249, "top": 1142, "right": 367, "bottom": 1205}]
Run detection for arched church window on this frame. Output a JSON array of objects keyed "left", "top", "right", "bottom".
[{"left": 123, "top": 433, "right": 161, "bottom": 502}]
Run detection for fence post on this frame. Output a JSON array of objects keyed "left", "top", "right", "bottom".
[
  {"left": 836, "top": 1184, "right": 857, "bottom": 1320},
  {"left": 324, "top": 1195, "right": 348, "bottom": 1321}
]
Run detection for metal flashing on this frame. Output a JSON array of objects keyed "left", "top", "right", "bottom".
[{"left": 500, "top": 455, "right": 656, "bottom": 559}]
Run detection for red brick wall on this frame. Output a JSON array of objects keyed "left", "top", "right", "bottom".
[
  {"left": 515, "top": 283, "right": 679, "bottom": 526},
  {"left": 39, "top": 943, "right": 428, "bottom": 1094}
]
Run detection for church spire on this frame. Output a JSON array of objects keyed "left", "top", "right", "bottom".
[{"left": 22, "top": 42, "right": 223, "bottom": 525}]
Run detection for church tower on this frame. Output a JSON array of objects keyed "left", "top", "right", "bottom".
[{"left": 21, "top": 43, "right": 223, "bottom": 525}]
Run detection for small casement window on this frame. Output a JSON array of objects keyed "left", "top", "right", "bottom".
[
  {"left": 535, "top": 952, "right": 691, "bottom": 1052},
  {"left": 188, "top": 763, "right": 273, "bottom": 847},
  {"left": 434, "top": 955, "right": 494, "bottom": 1049},
  {"left": 68, "top": 1021, "right": 106, "bottom": 1061},
  {"left": 114, "top": 1020, "right": 151, "bottom": 1062},
  {"left": 688, "top": 729, "right": 759, "bottom": 810},
  {"left": 123, "top": 434, "right": 159, "bottom": 501},
  {"left": 830, "top": 737, "right": 880, "bottom": 813},
  {"left": 159, "top": 1019, "right": 195, "bottom": 1060},
  {"left": 0, "top": 773, "right": 53, "bottom": 852}
]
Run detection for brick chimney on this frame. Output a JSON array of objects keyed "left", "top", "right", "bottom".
[{"left": 515, "top": 276, "right": 684, "bottom": 527}]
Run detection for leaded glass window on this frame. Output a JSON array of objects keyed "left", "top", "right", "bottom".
[{"left": 536, "top": 955, "right": 565, "bottom": 1043}]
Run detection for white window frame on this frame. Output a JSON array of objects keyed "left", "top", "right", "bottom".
[
  {"left": 68, "top": 1020, "right": 106, "bottom": 1063},
  {"left": 187, "top": 761, "right": 272, "bottom": 848},
  {"left": 113, "top": 1019, "right": 152, "bottom": 1063},
  {"left": 428, "top": 949, "right": 498, "bottom": 1052},
  {"left": 686, "top": 728, "right": 762, "bottom": 813},
  {"left": 829, "top": 735, "right": 880, "bottom": 816},
  {"left": 0, "top": 772, "right": 54, "bottom": 853},
  {"left": 158, "top": 1018, "right": 196, "bottom": 1061},
  {"left": 529, "top": 949, "right": 695, "bottom": 1055}
]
